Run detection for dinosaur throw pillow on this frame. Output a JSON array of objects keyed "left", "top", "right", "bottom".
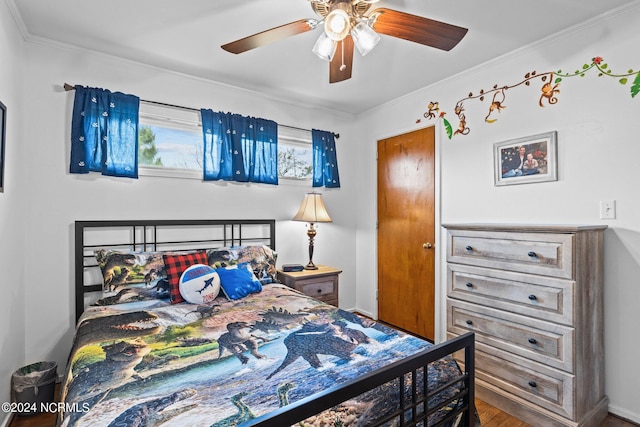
[
  {"left": 215, "top": 263, "right": 262, "bottom": 300},
  {"left": 163, "top": 250, "right": 209, "bottom": 304},
  {"left": 94, "top": 249, "right": 165, "bottom": 292},
  {"left": 206, "top": 245, "right": 278, "bottom": 284}
]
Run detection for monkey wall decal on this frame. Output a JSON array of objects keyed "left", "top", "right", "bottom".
[
  {"left": 485, "top": 89, "right": 507, "bottom": 123},
  {"left": 453, "top": 104, "right": 470, "bottom": 136},
  {"left": 418, "top": 56, "right": 638, "bottom": 139},
  {"left": 539, "top": 74, "right": 560, "bottom": 107},
  {"left": 454, "top": 115, "right": 470, "bottom": 136},
  {"left": 424, "top": 101, "right": 440, "bottom": 119}
]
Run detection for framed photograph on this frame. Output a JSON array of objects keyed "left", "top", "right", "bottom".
[
  {"left": 494, "top": 131, "right": 557, "bottom": 186},
  {"left": 0, "top": 101, "right": 5, "bottom": 193}
]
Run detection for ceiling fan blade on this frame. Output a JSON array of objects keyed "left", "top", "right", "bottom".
[
  {"left": 370, "top": 8, "right": 468, "bottom": 51},
  {"left": 329, "top": 36, "right": 354, "bottom": 83},
  {"left": 222, "top": 19, "right": 319, "bottom": 54}
]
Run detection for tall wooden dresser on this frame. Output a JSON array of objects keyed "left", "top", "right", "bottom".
[{"left": 443, "top": 224, "right": 608, "bottom": 427}]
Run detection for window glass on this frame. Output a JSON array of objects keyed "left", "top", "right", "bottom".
[
  {"left": 278, "top": 127, "right": 313, "bottom": 180},
  {"left": 139, "top": 124, "right": 202, "bottom": 170}
]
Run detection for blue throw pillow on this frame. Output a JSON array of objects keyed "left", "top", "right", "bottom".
[{"left": 216, "top": 263, "right": 262, "bottom": 300}]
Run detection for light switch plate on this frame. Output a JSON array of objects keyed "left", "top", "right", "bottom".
[{"left": 599, "top": 200, "right": 616, "bottom": 219}]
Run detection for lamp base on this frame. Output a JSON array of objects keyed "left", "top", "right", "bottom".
[
  {"left": 304, "top": 261, "right": 318, "bottom": 270},
  {"left": 304, "top": 223, "right": 319, "bottom": 270}
]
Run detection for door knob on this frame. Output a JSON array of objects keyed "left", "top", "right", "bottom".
[{"left": 423, "top": 242, "right": 433, "bottom": 249}]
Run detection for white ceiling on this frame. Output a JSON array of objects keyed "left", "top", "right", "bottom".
[{"left": 8, "top": 0, "right": 640, "bottom": 114}]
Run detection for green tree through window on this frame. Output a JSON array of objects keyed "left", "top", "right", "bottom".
[{"left": 139, "top": 126, "right": 163, "bottom": 166}]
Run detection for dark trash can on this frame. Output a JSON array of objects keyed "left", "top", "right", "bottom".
[{"left": 11, "top": 361, "right": 57, "bottom": 416}]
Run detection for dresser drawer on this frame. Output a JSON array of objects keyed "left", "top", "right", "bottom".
[
  {"left": 448, "top": 300, "right": 574, "bottom": 372},
  {"left": 472, "top": 348, "right": 575, "bottom": 420},
  {"left": 447, "top": 264, "right": 574, "bottom": 325},
  {"left": 447, "top": 229, "right": 574, "bottom": 279}
]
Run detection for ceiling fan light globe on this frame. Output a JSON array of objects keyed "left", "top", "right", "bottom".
[
  {"left": 351, "top": 21, "right": 380, "bottom": 56},
  {"left": 325, "top": 9, "right": 351, "bottom": 41},
  {"left": 312, "top": 32, "right": 338, "bottom": 61}
]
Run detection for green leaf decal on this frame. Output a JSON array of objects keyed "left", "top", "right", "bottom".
[
  {"left": 620, "top": 78, "right": 628, "bottom": 85},
  {"left": 555, "top": 77, "right": 562, "bottom": 84},
  {"left": 443, "top": 118, "right": 453, "bottom": 139},
  {"left": 631, "top": 72, "right": 640, "bottom": 98}
]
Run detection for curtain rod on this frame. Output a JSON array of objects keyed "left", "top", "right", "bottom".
[{"left": 63, "top": 83, "right": 339, "bottom": 138}]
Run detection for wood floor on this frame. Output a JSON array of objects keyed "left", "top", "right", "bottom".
[
  {"left": 474, "top": 399, "right": 637, "bottom": 427},
  {"left": 8, "top": 396, "right": 637, "bottom": 427}
]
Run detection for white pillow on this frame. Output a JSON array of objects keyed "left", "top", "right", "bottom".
[{"left": 179, "top": 264, "right": 221, "bottom": 304}]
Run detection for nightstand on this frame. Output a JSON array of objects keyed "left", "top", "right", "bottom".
[{"left": 277, "top": 265, "right": 341, "bottom": 307}]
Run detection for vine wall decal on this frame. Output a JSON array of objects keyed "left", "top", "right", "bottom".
[{"left": 418, "top": 57, "right": 640, "bottom": 139}]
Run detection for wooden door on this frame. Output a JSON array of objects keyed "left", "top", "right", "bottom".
[{"left": 377, "top": 126, "right": 436, "bottom": 340}]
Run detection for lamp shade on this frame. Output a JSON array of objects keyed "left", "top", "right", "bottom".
[
  {"left": 292, "top": 193, "right": 332, "bottom": 223},
  {"left": 312, "top": 32, "right": 338, "bottom": 61},
  {"left": 351, "top": 21, "right": 380, "bottom": 56}
]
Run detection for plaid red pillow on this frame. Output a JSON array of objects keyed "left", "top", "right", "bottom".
[{"left": 163, "top": 251, "right": 209, "bottom": 304}]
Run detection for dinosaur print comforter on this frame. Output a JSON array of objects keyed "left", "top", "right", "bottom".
[{"left": 60, "top": 284, "right": 466, "bottom": 427}]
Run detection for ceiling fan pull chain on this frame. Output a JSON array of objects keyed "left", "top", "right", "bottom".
[{"left": 339, "top": 40, "right": 346, "bottom": 71}]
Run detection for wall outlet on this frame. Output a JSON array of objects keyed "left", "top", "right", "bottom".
[{"left": 599, "top": 200, "right": 616, "bottom": 219}]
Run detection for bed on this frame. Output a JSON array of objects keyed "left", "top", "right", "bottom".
[{"left": 60, "top": 219, "right": 476, "bottom": 427}]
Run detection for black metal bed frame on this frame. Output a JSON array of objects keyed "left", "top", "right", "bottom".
[
  {"left": 74, "top": 219, "right": 276, "bottom": 321},
  {"left": 73, "top": 219, "right": 475, "bottom": 427}
]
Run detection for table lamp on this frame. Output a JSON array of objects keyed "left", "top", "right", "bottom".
[{"left": 292, "top": 192, "right": 332, "bottom": 270}]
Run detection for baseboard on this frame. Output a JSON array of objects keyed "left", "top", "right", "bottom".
[
  {"left": 608, "top": 405, "right": 640, "bottom": 425},
  {"left": 350, "top": 308, "right": 374, "bottom": 318},
  {"left": 1, "top": 412, "right": 12, "bottom": 427}
]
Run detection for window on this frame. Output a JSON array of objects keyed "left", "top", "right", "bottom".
[
  {"left": 139, "top": 125, "right": 201, "bottom": 170},
  {"left": 138, "top": 102, "right": 312, "bottom": 181},
  {"left": 278, "top": 127, "right": 313, "bottom": 180}
]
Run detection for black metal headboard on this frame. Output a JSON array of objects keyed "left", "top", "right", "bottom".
[{"left": 74, "top": 219, "right": 276, "bottom": 322}]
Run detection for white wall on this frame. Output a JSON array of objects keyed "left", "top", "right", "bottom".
[
  {"left": 354, "top": 4, "right": 640, "bottom": 422},
  {"left": 0, "top": 0, "right": 26, "bottom": 421},
  {"left": 19, "top": 40, "right": 359, "bottom": 382},
  {"left": 6, "top": 0, "right": 640, "bottom": 423}
]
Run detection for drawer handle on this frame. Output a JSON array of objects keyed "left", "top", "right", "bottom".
[
  {"left": 527, "top": 251, "right": 537, "bottom": 258},
  {"left": 528, "top": 338, "right": 537, "bottom": 344},
  {"left": 465, "top": 282, "right": 473, "bottom": 288},
  {"left": 528, "top": 381, "right": 537, "bottom": 388},
  {"left": 465, "top": 245, "right": 473, "bottom": 251},
  {"left": 465, "top": 320, "right": 473, "bottom": 325},
  {"left": 528, "top": 295, "right": 537, "bottom": 301}
]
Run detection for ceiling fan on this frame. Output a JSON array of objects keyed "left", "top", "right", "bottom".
[{"left": 221, "top": 0, "right": 468, "bottom": 84}]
